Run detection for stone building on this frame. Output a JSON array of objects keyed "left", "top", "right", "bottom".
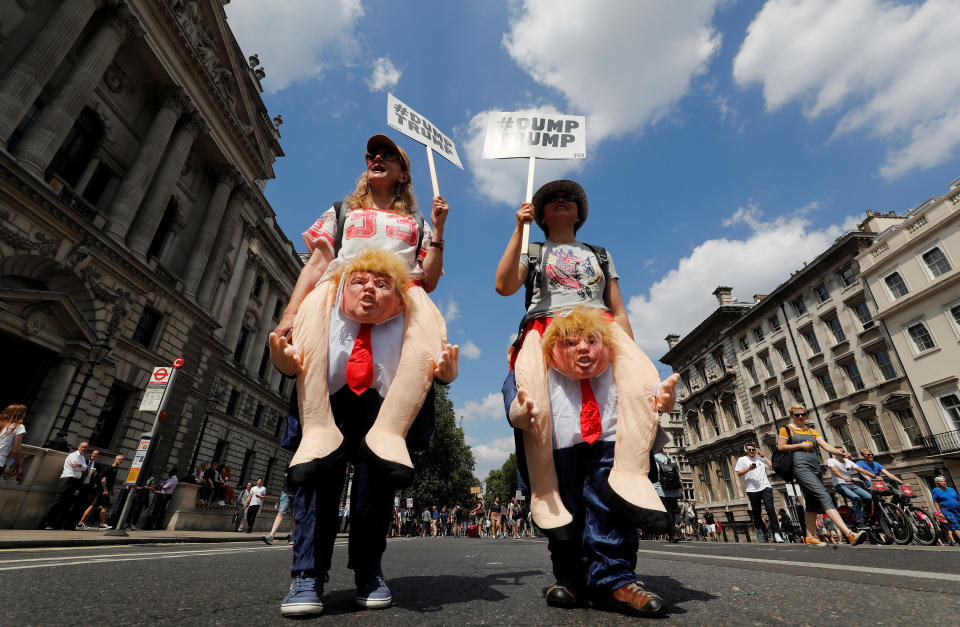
[
  {"left": 0, "top": 0, "right": 299, "bottom": 500},
  {"left": 857, "top": 176, "right": 960, "bottom": 484},
  {"left": 663, "top": 224, "right": 939, "bottom": 520}
]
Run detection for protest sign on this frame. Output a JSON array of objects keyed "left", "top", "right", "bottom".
[
  {"left": 387, "top": 93, "right": 462, "bottom": 196},
  {"left": 482, "top": 110, "right": 587, "bottom": 253}
]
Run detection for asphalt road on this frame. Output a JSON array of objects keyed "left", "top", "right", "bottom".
[{"left": 1, "top": 537, "right": 958, "bottom": 625}]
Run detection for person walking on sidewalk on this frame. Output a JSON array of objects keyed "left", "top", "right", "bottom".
[
  {"left": 243, "top": 477, "right": 266, "bottom": 533},
  {"left": 77, "top": 454, "right": 124, "bottom": 530},
  {"left": 40, "top": 441, "right": 88, "bottom": 529},
  {"left": 264, "top": 473, "right": 294, "bottom": 545},
  {"left": 734, "top": 445, "right": 783, "bottom": 542}
]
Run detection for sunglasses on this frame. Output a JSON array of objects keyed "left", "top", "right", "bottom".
[
  {"left": 546, "top": 192, "right": 578, "bottom": 204},
  {"left": 365, "top": 149, "right": 399, "bottom": 162},
  {"left": 791, "top": 412, "right": 807, "bottom": 417}
]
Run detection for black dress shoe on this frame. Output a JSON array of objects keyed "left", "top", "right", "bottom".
[
  {"left": 594, "top": 582, "right": 667, "bottom": 618},
  {"left": 545, "top": 584, "right": 579, "bottom": 609}
]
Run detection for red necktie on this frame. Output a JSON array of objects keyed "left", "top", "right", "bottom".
[
  {"left": 579, "top": 379, "right": 601, "bottom": 445},
  {"left": 346, "top": 323, "right": 373, "bottom": 395}
]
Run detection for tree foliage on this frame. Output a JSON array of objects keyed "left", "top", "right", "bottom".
[
  {"left": 401, "top": 384, "right": 478, "bottom": 510},
  {"left": 484, "top": 451, "right": 518, "bottom": 506}
]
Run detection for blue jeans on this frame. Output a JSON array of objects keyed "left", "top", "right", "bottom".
[{"left": 834, "top": 482, "right": 871, "bottom": 524}]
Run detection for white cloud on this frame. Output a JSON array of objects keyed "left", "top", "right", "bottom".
[
  {"left": 442, "top": 297, "right": 460, "bottom": 321},
  {"left": 456, "top": 393, "right": 503, "bottom": 423},
  {"left": 626, "top": 203, "right": 859, "bottom": 363},
  {"left": 470, "top": 436, "right": 516, "bottom": 480},
  {"left": 733, "top": 0, "right": 960, "bottom": 179},
  {"left": 225, "top": 0, "right": 365, "bottom": 93},
  {"left": 366, "top": 56, "right": 401, "bottom": 92},
  {"left": 461, "top": 340, "right": 482, "bottom": 360},
  {"left": 502, "top": 0, "right": 723, "bottom": 142}
]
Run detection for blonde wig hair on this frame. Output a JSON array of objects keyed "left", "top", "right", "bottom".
[
  {"left": 0, "top": 403, "right": 26, "bottom": 433},
  {"left": 332, "top": 248, "right": 411, "bottom": 303},
  {"left": 344, "top": 146, "right": 416, "bottom": 215},
  {"left": 541, "top": 306, "right": 614, "bottom": 363}
]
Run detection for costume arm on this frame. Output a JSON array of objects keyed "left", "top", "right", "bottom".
[
  {"left": 272, "top": 246, "right": 333, "bottom": 339},
  {"left": 604, "top": 278, "right": 634, "bottom": 340},
  {"left": 495, "top": 203, "right": 534, "bottom": 295}
]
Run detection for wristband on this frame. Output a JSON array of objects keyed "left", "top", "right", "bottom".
[{"left": 430, "top": 240, "right": 444, "bottom": 249}]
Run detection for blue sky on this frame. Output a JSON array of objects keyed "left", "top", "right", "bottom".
[{"left": 225, "top": 0, "right": 960, "bottom": 479}]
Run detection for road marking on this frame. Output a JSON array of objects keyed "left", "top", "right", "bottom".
[
  {"left": 0, "top": 541, "right": 348, "bottom": 572},
  {"left": 636, "top": 548, "right": 960, "bottom": 582}
]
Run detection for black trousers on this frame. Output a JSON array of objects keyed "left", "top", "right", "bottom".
[
  {"left": 747, "top": 487, "right": 781, "bottom": 535},
  {"left": 246, "top": 504, "right": 261, "bottom": 531},
  {"left": 40, "top": 477, "right": 79, "bottom": 529},
  {"left": 147, "top": 494, "right": 172, "bottom": 530}
]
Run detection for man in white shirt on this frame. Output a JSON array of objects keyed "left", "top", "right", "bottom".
[
  {"left": 734, "top": 444, "right": 783, "bottom": 542},
  {"left": 244, "top": 477, "right": 267, "bottom": 533},
  {"left": 827, "top": 452, "right": 875, "bottom": 527},
  {"left": 40, "top": 441, "right": 89, "bottom": 529}
]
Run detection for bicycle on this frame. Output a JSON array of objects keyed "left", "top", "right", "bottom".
[{"left": 890, "top": 484, "right": 939, "bottom": 546}]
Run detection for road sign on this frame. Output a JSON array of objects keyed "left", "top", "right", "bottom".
[
  {"left": 470, "top": 486, "right": 482, "bottom": 494},
  {"left": 124, "top": 436, "right": 151, "bottom": 485},
  {"left": 139, "top": 366, "right": 172, "bottom": 411},
  {"left": 406, "top": 497, "right": 414, "bottom": 508},
  {"left": 172, "top": 357, "right": 184, "bottom": 368}
]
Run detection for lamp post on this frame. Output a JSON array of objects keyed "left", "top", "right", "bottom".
[
  {"left": 46, "top": 336, "right": 111, "bottom": 452},
  {"left": 187, "top": 381, "right": 222, "bottom": 481}
]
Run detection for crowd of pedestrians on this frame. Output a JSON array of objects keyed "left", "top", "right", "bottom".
[{"left": 386, "top": 496, "right": 537, "bottom": 539}]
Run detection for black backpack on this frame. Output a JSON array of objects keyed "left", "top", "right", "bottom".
[
  {"left": 512, "top": 241, "right": 611, "bottom": 348},
  {"left": 332, "top": 201, "right": 425, "bottom": 258},
  {"left": 656, "top": 457, "right": 682, "bottom": 490}
]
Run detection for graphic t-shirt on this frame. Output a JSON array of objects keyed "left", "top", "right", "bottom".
[
  {"left": 521, "top": 240, "right": 618, "bottom": 322},
  {"left": 303, "top": 206, "right": 433, "bottom": 281}
]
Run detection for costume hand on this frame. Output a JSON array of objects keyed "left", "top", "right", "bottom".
[
  {"left": 655, "top": 373, "right": 680, "bottom": 413},
  {"left": 516, "top": 202, "right": 535, "bottom": 230},
  {"left": 509, "top": 387, "right": 540, "bottom": 433},
  {"left": 268, "top": 331, "right": 302, "bottom": 376},
  {"left": 431, "top": 196, "right": 449, "bottom": 237},
  {"left": 434, "top": 343, "right": 459, "bottom": 383}
]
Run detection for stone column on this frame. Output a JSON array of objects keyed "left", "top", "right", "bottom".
[
  {"left": 246, "top": 286, "right": 280, "bottom": 374},
  {"left": 27, "top": 357, "right": 80, "bottom": 446},
  {"left": 0, "top": 0, "right": 100, "bottom": 142},
  {"left": 14, "top": 9, "right": 137, "bottom": 177},
  {"left": 215, "top": 225, "right": 252, "bottom": 328},
  {"left": 104, "top": 87, "right": 187, "bottom": 241},
  {"left": 183, "top": 167, "right": 240, "bottom": 300},
  {"left": 196, "top": 189, "right": 248, "bottom": 308},
  {"left": 125, "top": 115, "right": 207, "bottom": 258},
  {"left": 222, "top": 253, "right": 258, "bottom": 350}
]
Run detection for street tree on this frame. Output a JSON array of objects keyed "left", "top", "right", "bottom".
[{"left": 484, "top": 452, "right": 518, "bottom": 506}]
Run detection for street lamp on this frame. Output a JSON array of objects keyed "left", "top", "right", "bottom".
[
  {"left": 187, "top": 381, "right": 222, "bottom": 481},
  {"left": 46, "top": 336, "right": 111, "bottom": 452}
]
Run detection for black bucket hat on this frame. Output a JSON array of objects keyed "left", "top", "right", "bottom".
[{"left": 532, "top": 180, "right": 589, "bottom": 233}]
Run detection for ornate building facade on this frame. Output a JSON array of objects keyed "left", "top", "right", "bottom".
[{"left": 0, "top": 0, "right": 298, "bottom": 497}]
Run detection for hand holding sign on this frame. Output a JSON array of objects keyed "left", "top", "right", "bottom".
[
  {"left": 387, "top": 94, "right": 462, "bottom": 197},
  {"left": 482, "top": 111, "right": 586, "bottom": 253}
]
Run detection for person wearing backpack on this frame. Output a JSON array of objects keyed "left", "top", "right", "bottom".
[
  {"left": 735, "top": 444, "right": 784, "bottom": 543},
  {"left": 495, "top": 179, "right": 679, "bottom": 540},
  {"left": 269, "top": 134, "right": 451, "bottom": 490},
  {"left": 653, "top": 453, "right": 683, "bottom": 543}
]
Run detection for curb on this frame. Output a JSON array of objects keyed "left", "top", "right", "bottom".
[{"left": 0, "top": 534, "right": 277, "bottom": 550}]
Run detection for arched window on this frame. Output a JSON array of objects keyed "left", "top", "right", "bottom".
[{"left": 45, "top": 107, "right": 103, "bottom": 186}]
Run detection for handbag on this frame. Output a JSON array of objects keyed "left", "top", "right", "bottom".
[{"left": 772, "top": 425, "right": 795, "bottom": 482}]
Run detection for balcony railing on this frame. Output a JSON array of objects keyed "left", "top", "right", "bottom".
[{"left": 921, "top": 429, "right": 960, "bottom": 456}]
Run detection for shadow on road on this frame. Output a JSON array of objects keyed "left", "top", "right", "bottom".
[
  {"left": 642, "top": 574, "right": 718, "bottom": 614},
  {"left": 318, "top": 570, "right": 545, "bottom": 615}
]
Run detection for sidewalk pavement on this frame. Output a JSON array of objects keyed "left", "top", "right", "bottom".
[{"left": 0, "top": 528, "right": 293, "bottom": 550}]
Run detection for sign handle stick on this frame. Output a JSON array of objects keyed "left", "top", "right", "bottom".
[
  {"left": 521, "top": 156, "right": 536, "bottom": 255},
  {"left": 427, "top": 146, "right": 440, "bottom": 198}
]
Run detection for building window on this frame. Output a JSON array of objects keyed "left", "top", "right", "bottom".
[
  {"left": 939, "top": 393, "right": 960, "bottom": 430},
  {"left": 803, "top": 329, "right": 821, "bottom": 355},
  {"left": 755, "top": 398, "right": 770, "bottom": 422},
  {"left": 713, "top": 349, "right": 726, "bottom": 372},
  {"left": 706, "top": 407, "right": 720, "bottom": 437},
  {"left": 838, "top": 264, "right": 857, "bottom": 287},
  {"left": 921, "top": 246, "right": 952, "bottom": 278},
  {"left": 720, "top": 461, "right": 735, "bottom": 500},
  {"left": 862, "top": 416, "right": 889, "bottom": 452},
  {"left": 834, "top": 423, "right": 856, "bottom": 454},
  {"left": 777, "top": 344, "right": 793, "bottom": 368},
  {"left": 681, "top": 372, "right": 692, "bottom": 394},
  {"left": 147, "top": 199, "right": 177, "bottom": 259},
  {"left": 273, "top": 299, "right": 284, "bottom": 321},
  {"left": 213, "top": 439, "right": 227, "bottom": 465},
  {"left": 45, "top": 107, "right": 102, "bottom": 186},
  {"left": 258, "top": 346, "right": 270, "bottom": 380},
  {"left": 689, "top": 416, "right": 702, "bottom": 441},
  {"left": 739, "top": 336, "right": 749, "bottom": 352},
  {"left": 132, "top": 307, "right": 162, "bottom": 347},
  {"left": 234, "top": 327, "right": 250, "bottom": 363},
  {"left": 252, "top": 275, "right": 264, "bottom": 299},
  {"left": 788, "top": 386, "right": 804, "bottom": 405},
  {"left": 253, "top": 403, "right": 264, "bottom": 428},
  {"left": 827, "top": 316, "right": 846, "bottom": 343},
  {"left": 906, "top": 321, "right": 935, "bottom": 353},
  {"left": 264, "top": 457, "right": 276, "bottom": 487},
  {"left": 90, "top": 384, "right": 130, "bottom": 449},
  {"left": 273, "top": 414, "right": 285, "bottom": 439},
  {"left": 759, "top": 353, "right": 774, "bottom": 377},
  {"left": 843, "top": 363, "right": 865, "bottom": 391},
  {"left": 769, "top": 315, "right": 781, "bottom": 332},
  {"left": 226, "top": 390, "right": 240, "bottom": 416},
  {"left": 853, "top": 301, "right": 874, "bottom": 330},
  {"left": 753, "top": 326, "right": 765, "bottom": 342},
  {"left": 813, "top": 282, "right": 830, "bottom": 303},
  {"left": 894, "top": 408, "right": 922, "bottom": 447},
  {"left": 745, "top": 361, "right": 759, "bottom": 384},
  {"left": 82, "top": 162, "right": 115, "bottom": 207},
  {"left": 792, "top": 298, "right": 808, "bottom": 316},
  {"left": 771, "top": 392, "right": 786, "bottom": 417},
  {"left": 873, "top": 349, "right": 896, "bottom": 380},
  {"left": 817, "top": 371, "right": 837, "bottom": 400},
  {"left": 726, "top": 401, "right": 741, "bottom": 429},
  {"left": 884, "top": 272, "right": 909, "bottom": 299},
  {"left": 696, "top": 363, "right": 708, "bottom": 385},
  {"left": 701, "top": 465, "right": 715, "bottom": 502},
  {"left": 238, "top": 449, "right": 255, "bottom": 487}
]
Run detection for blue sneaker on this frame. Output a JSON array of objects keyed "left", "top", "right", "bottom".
[
  {"left": 281, "top": 574, "right": 324, "bottom": 617},
  {"left": 355, "top": 571, "right": 392, "bottom": 609}
]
